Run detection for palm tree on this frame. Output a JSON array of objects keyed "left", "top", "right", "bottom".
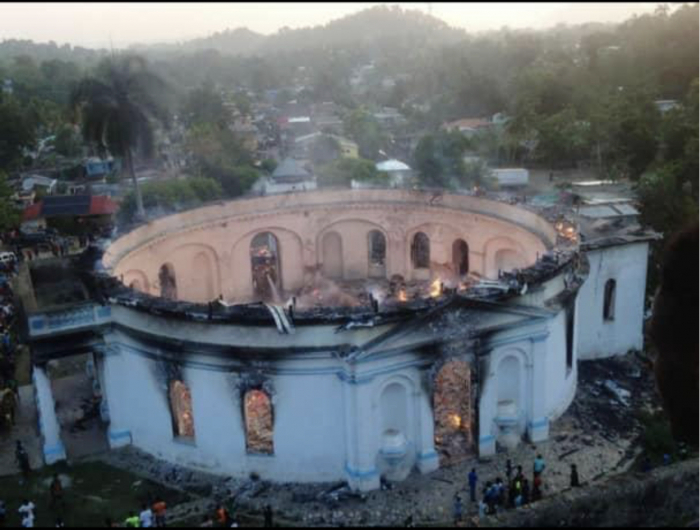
[{"left": 71, "top": 55, "right": 170, "bottom": 220}]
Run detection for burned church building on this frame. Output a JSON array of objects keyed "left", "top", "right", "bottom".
[{"left": 21, "top": 189, "right": 653, "bottom": 491}]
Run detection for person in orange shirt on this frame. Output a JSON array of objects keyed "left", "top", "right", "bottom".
[
  {"left": 215, "top": 505, "right": 231, "bottom": 528},
  {"left": 152, "top": 498, "right": 167, "bottom": 528}
]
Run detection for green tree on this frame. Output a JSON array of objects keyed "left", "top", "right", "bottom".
[
  {"left": 0, "top": 95, "right": 36, "bottom": 170},
  {"left": 342, "top": 108, "right": 388, "bottom": 161},
  {"left": 413, "top": 130, "right": 469, "bottom": 189},
  {"left": 308, "top": 134, "right": 341, "bottom": 167},
  {"left": 54, "top": 124, "right": 83, "bottom": 158},
  {"left": 0, "top": 172, "right": 20, "bottom": 232},
  {"left": 71, "top": 55, "right": 171, "bottom": 220},
  {"left": 181, "top": 82, "right": 229, "bottom": 129},
  {"left": 119, "top": 177, "right": 223, "bottom": 224},
  {"left": 317, "top": 157, "right": 384, "bottom": 188}
]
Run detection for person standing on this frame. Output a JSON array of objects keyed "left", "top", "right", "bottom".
[
  {"left": 50, "top": 474, "right": 64, "bottom": 510},
  {"left": 532, "top": 474, "right": 543, "bottom": 501},
  {"left": 15, "top": 441, "right": 31, "bottom": 481},
  {"left": 533, "top": 454, "right": 546, "bottom": 480},
  {"left": 152, "top": 498, "right": 167, "bottom": 528},
  {"left": 124, "top": 511, "right": 140, "bottom": 528},
  {"left": 263, "top": 505, "right": 273, "bottom": 528},
  {"left": 570, "top": 464, "right": 580, "bottom": 488},
  {"left": 505, "top": 459, "right": 513, "bottom": 484},
  {"left": 18, "top": 500, "right": 35, "bottom": 528},
  {"left": 215, "top": 505, "right": 230, "bottom": 527},
  {"left": 521, "top": 478, "right": 531, "bottom": 505},
  {"left": 468, "top": 468, "right": 478, "bottom": 503},
  {"left": 139, "top": 504, "right": 154, "bottom": 528},
  {"left": 453, "top": 494, "right": 463, "bottom": 526}
]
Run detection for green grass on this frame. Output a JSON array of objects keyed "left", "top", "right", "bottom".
[{"left": 0, "top": 461, "right": 191, "bottom": 527}]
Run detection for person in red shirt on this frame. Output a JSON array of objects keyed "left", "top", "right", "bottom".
[{"left": 152, "top": 498, "right": 167, "bottom": 528}]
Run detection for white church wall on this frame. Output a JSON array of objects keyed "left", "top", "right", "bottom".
[{"left": 577, "top": 242, "right": 649, "bottom": 360}]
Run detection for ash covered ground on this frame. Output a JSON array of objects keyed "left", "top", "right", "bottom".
[{"left": 89, "top": 352, "right": 665, "bottom": 527}]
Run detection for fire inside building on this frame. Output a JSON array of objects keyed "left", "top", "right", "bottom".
[{"left": 20, "top": 189, "right": 654, "bottom": 491}]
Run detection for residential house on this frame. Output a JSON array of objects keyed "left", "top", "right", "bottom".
[
  {"left": 261, "top": 157, "right": 317, "bottom": 194},
  {"left": 374, "top": 159, "right": 414, "bottom": 188},
  {"left": 22, "top": 194, "right": 118, "bottom": 234},
  {"left": 442, "top": 118, "right": 494, "bottom": 139}
]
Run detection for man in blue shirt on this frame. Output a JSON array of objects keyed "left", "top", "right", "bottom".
[
  {"left": 533, "top": 454, "right": 546, "bottom": 479},
  {"left": 468, "top": 468, "right": 478, "bottom": 503}
]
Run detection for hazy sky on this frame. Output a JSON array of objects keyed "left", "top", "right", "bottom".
[{"left": 0, "top": 2, "right": 673, "bottom": 49}]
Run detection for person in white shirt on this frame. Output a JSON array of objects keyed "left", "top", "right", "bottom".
[
  {"left": 139, "top": 504, "right": 154, "bottom": 528},
  {"left": 21, "top": 513, "right": 35, "bottom": 528},
  {"left": 18, "top": 499, "right": 35, "bottom": 519}
]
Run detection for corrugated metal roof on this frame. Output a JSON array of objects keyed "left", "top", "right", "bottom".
[
  {"left": 272, "top": 158, "right": 311, "bottom": 180},
  {"left": 42, "top": 195, "right": 92, "bottom": 217},
  {"left": 611, "top": 203, "right": 640, "bottom": 216},
  {"left": 376, "top": 159, "right": 411, "bottom": 172}
]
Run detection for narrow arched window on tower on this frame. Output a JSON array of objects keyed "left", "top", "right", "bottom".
[
  {"left": 604, "top": 279, "right": 616, "bottom": 321},
  {"left": 411, "top": 232, "right": 430, "bottom": 269}
]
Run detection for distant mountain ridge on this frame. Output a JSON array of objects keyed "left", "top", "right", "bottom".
[{"left": 128, "top": 5, "right": 466, "bottom": 57}]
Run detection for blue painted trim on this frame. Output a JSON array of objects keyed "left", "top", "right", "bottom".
[
  {"left": 96, "top": 306, "right": 112, "bottom": 318},
  {"left": 43, "top": 443, "right": 66, "bottom": 457},
  {"left": 418, "top": 451, "right": 439, "bottom": 461},
  {"left": 30, "top": 318, "right": 46, "bottom": 331},
  {"left": 479, "top": 435, "right": 495, "bottom": 444},
  {"left": 109, "top": 429, "right": 132, "bottom": 441},
  {"left": 344, "top": 464, "right": 379, "bottom": 479},
  {"left": 528, "top": 418, "right": 549, "bottom": 430}
]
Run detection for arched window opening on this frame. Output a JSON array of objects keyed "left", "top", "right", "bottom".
[
  {"left": 168, "top": 380, "right": 195, "bottom": 439},
  {"left": 495, "top": 248, "right": 525, "bottom": 275},
  {"left": 321, "top": 231, "right": 343, "bottom": 279},
  {"left": 411, "top": 232, "right": 430, "bottom": 269},
  {"left": 381, "top": 382, "right": 408, "bottom": 435},
  {"left": 244, "top": 389, "right": 274, "bottom": 454},
  {"left": 159, "top": 263, "right": 177, "bottom": 300},
  {"left": 604, "top": 279, "right": 616, "bottom": 321},
  {"left": 250, "top": 232, "right": 281, "bottom": 302},
  {"left": 497, "top": 357, "right": 520, "bottom": 415},
  {"left": 368, "top": 230, "right": 387, "bottom": 278},
  {"left": 433, "top": 360, "right": 473, "bottom": 464},
  {"left": 452, "top": 239, "right": 469, "bottom": 276},
  {"left": 129, "top": 279, "right": 142, "bottom": 292}
]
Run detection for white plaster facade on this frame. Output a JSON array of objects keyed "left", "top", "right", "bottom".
[{"left": 576, "top": 242, "right": 649, "bottom": 360}]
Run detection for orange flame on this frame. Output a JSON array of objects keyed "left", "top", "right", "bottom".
[
  {"left": 398, "top": 289, "right": 408, "bottom": 302},
  {"left": 430, "top": 279, "right": 442, "bottom": 298},
  {"left": 450, "top": 414, "right": 462, "bottom": 428}
]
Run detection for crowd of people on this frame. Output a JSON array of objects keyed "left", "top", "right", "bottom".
[
  {"left": 0, "top": 254, "right": 19, "bottom": 433},
  {"left": 450, "top": 455, "right": 582, "bottom": 526}
]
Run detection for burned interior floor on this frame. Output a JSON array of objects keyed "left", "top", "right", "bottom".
[{"left": 85, "top": 352, "right": 665, "bottom": 527}]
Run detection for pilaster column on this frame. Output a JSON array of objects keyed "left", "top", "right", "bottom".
[
  {"left": 415, "top": 390, "right": 439, "bottom": 474},
  {"left": 527, "top": 336, "right": 550, "bottom": 443},
  {"left": 341, "top": 369, "right": 380, "bottom": 492},
  {"left": 33, "top": 365, "right": 67, "bottom": 465}
]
